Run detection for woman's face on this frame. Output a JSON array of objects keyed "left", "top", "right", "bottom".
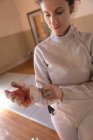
[{"left": 41, "top": 0, "right": 74, "bottom": 36}]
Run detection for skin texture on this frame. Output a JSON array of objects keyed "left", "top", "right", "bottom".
[
  {"left": 5, "top": 81, "right": 31, "bottom": 107},
  {"left": 40, "top": 0, "right": 74, "bottom": 36}
]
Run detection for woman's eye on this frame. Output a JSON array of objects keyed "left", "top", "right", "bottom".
[
  {"left": 56, "top": 11, "right": 63, "bottom": 15},
  {"left": 45, "top": 14, "right": 50, "bottom": 17}
]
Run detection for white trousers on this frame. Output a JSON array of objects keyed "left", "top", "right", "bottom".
[{"left": 51, "top": 99, "right": 93, "bottom": 140}]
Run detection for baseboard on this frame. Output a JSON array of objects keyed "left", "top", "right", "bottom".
[{"left": 0, "top": 54, "right": 33, "bottom": 75}]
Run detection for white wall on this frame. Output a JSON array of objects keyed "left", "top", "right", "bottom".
[
  {"left": 14, "top": 0, "right": 39, "bottom": 31},
  {"left": 0, "top": 0, "right": 30, "bottom": 74},
  {"left": 0, "top": 0, "right": 23, "bottom": 37},
  {"left": 72, "top": 0, "right": 93, "bottom": 18}
]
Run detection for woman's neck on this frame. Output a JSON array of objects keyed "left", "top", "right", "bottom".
[{"left": 57, "top": 24, "right": 71, "bottom": 37}]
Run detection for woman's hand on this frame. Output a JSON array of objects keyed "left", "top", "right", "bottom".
[
  {"left": 5, "top": 81, "right": 32, "bottom": 107},
  {"left": 41, "top": 84, "right": 63, "bottom": 102}
]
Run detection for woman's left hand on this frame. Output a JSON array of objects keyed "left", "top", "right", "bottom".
[{"left": 41, "top": 84, "right": 63, "bottom": 101}]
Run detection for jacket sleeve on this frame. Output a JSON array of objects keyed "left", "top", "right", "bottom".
[
  {"left": 60, "top": 36, "right": 93, "bottom": 101},
  {"left": 34, "top": 46, "right": 51, "bottom": 88},
  {"left": 32, "top": 46, "right": 51, "bottom": 105}
]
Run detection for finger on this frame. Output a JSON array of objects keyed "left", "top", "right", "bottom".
[
  {"left": 5, "top": 90, "right": 11, "bottom": 98},
  {"left": 42, "top": 84, "right": 52, "bottom": 91},
  {"left": 42, "top": 89, "right": 52, "bottom": 97},
  {"left": 9, "top": 93, "right": 16, "bottom": 102},
  {"left": 5, "top": 89, "right": 20, "bottom": 99},
  {"left": 42, "top": 93, "right": 52, "bottom": 100},
  {"left": 41, "top": 88, "right": 50, "bottom": 96},
  {"left": 9, "top": 91, "right": 25, "bottom": 105},
  {"left": 46, "top": 94, "right": 54, "bottom": 100},
  {"left": 48, "top": 97, "right": 55, "bottom": 102},
  {"left": 44, "top": 93, "right": 51, "bottom": 98},
  {"left": 11, "top": 81, "right": 25, "bottom": 90},
  {"left": 5, "top": 89, "right": 23, "bottom": 101}
]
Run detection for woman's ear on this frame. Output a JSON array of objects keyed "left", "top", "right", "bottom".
[{"left": 69, "top": 3, "right": 75, "bottom": 14}]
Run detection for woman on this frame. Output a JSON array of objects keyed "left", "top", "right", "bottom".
[{"left": 5, "top": 0, "right": 93, "bottom": 140}]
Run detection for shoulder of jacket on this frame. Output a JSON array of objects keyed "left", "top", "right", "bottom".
[
  {"left": 77, "top": 30, "right": 93, "bottom": 41},
  {"left": 35, "top": 36, "right": 51, "bottom": 50}
]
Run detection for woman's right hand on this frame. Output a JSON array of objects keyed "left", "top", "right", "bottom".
[{"left": 4, "top": 81, "right": 32, "bottom": 107}]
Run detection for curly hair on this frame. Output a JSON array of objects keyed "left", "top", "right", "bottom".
[{"left": 35, "top": 0, "right": 80, "bottom": 6}]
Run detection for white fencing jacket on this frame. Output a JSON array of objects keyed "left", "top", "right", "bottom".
[
  {"left": 34, "top": 25, "right": 93, "bottom": 125},
  {"left": 33, "top": 25, "right": 93, "bottom": 103}
]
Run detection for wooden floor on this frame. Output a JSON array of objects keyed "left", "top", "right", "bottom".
[
  {"left": 0, "top": 107, "right": 59, "bottom": 140},
  {"left": 8, "top": 58, "right": 35, "bottom": 74},
  {"left": 0, "top": 59, "right": 59, "bottom": 140}
]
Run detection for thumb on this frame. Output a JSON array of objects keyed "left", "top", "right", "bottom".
[
  {"left": 4, "top": 90, "right": 11, "bottom": 98},
  {"left": 11, "top": 81, "right": 26, "bottom": 90}
]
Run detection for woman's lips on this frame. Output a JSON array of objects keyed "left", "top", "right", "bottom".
[{"left": 52, "top": 25, "right": 61, "bottom": 30}]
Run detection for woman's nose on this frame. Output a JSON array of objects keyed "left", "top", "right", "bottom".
[{"left": 51, "top": 15, "right": 59, "bottom": 27}]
